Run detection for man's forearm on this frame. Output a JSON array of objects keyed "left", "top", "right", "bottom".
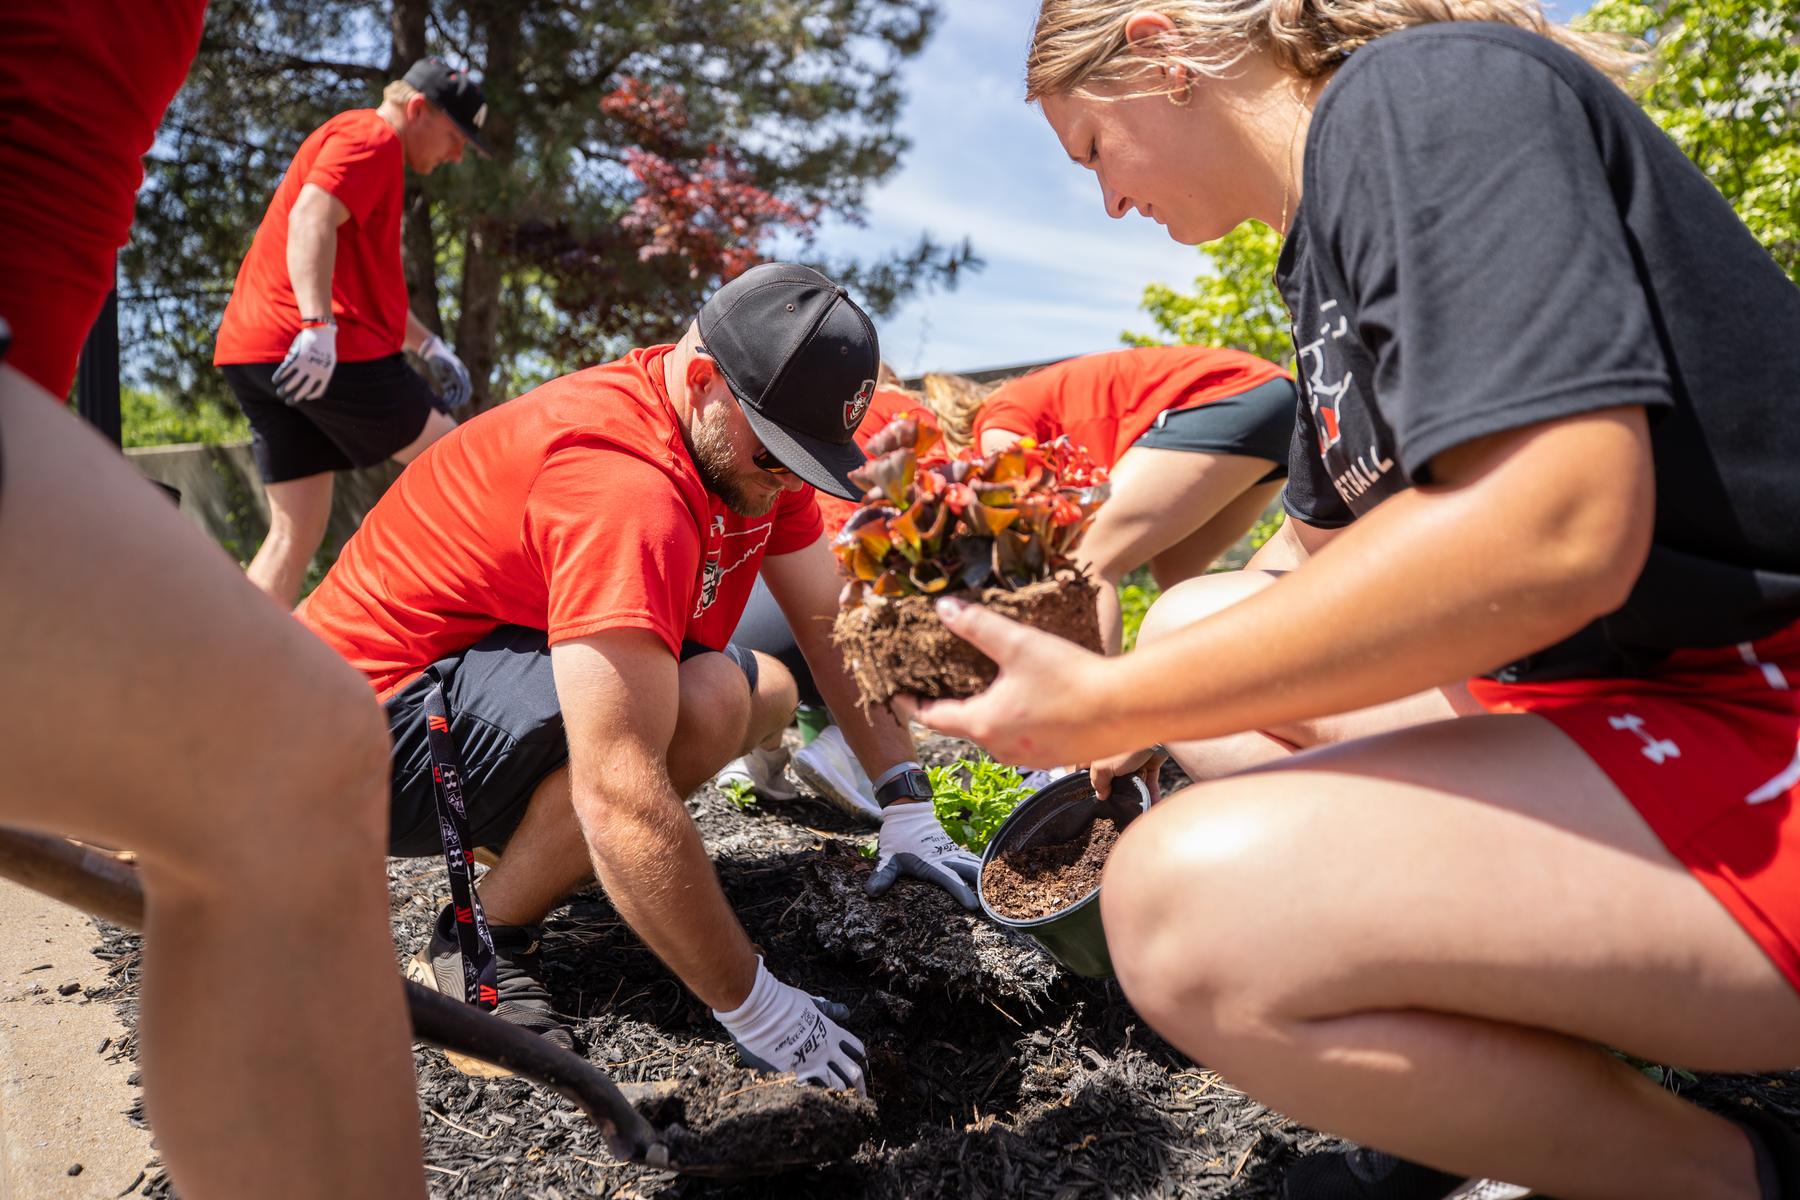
[
  {"left": 578, "top": 779, "right": 758, "bottom": 1011},
  {"left": 286, "top": 209, "right": 337, "bottom": 320},
  {"left": 802, "top": 625, "right": 915, "bottom": 776}
]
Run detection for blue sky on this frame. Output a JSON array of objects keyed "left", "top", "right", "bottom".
[{"left": 802, "top": 4, "right": 1193, "bottom": 376}]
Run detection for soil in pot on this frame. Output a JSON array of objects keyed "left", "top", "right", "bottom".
[
  {"left": 833, "top": 570, "right": 1100, "bottom": 710},
  {"left": 982, "top": 814, "right": 1122, "bottom": 921}
]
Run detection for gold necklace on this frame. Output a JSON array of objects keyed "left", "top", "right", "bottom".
[{"left": 1278, "top": 75, "right": 1319, "bottom": 235}]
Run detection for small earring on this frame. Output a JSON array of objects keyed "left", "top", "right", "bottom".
[{"left": 1168, "top": 83, "right": 1192, "bottom": 108}]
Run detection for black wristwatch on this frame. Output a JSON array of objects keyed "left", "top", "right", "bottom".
[{"left": 874, "top": 767, "right": 933, "bottom": 809}]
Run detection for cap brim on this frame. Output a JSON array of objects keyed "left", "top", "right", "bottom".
[
  {"left": 739, "top": 403, "right": 868, "bottom": 502},
  {"left": 452, "top": 119, "right": 493, "bottom": 158}
]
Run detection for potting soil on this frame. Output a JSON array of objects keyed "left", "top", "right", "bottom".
[
  {"left": 983, "top": 816, "right": 1121, "bottom": 921},
  {"left": 833, "top": 572, "right": 1101, "bottom": 710},
  {"left": 85, "top": 732, "right": 1800, "bottom": 1198}
]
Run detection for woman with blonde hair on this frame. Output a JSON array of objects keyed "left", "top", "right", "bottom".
[
  {"left": 910, "top": 1, "right": 1800, "bottom": 1197},
  {"left": 929, "top": 344, "right": 1296, "bottom": 653}
]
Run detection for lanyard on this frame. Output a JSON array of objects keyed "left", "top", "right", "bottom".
[{"left": 422, "top": 669, "right": 498, "bottom": 1010}]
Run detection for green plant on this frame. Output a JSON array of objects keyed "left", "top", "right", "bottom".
[
  {"left": 121, "top": 387, "right": 249, "bottom": 449},
  {"left": 928, "top": 756, "right": 1032, "bottom": 854},
  {"left": 1247, "top": 507, "right": 1285, "bottom": 552},
  {"left": 718, "top": 777, "right": 758, "bottom": 811},
  {"left": 1119, "top": 568, "right": 1160, "bottom": 653},
  {"left": 1580, "top": 0, "right": 1800, "bottom": 283},
  {"left": 834, "top": 417, "right": 1110, "bottom": 605},
  {"left": 1612, "top": 1048, "right": 1698, "bottom": 1091}
]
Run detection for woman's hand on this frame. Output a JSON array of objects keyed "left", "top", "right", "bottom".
[
  {"left": 897, "top": 597, "right": 1126, "bottom": 767},
  {"left": 1089, "top": 745, "right": 1169, "bottom": 803}
]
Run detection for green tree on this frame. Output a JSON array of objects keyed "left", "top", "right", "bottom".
[
  {"left": 1124, "top": 222, "right": 1289, "bottom": 364},
  {"left": 125, "top": 0, "right": 976, "bottom": 415},
  {"left": 1580, "top": 0, "right": 1800, "bottom": 282}
]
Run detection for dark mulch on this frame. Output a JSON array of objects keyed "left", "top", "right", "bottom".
[{"left": 86, "top": 734, "right": 1800, "bottom": 1198}]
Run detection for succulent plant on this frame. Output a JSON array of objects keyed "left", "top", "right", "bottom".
[{"left": 833, "top": 416, "right": 1110, "bottom": 606}]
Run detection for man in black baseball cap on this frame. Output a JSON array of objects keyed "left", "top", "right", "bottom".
[
  {"left": 402, "top": 56, "right": 493, "bottom": 158},
  {"left": 697, "top": 263, "right": 880, "bottom": 500},
  {"left": 297, "top": 262, "right": 976, "bottom": 1086}
]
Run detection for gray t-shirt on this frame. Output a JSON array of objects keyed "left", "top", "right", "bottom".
[{"left": 1278, "top": 22, "right": 1800, "bottom": 682}]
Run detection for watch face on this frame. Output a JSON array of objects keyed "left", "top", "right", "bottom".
[{"left": 878, "top": 768, "right": 935, "bottom": 808}]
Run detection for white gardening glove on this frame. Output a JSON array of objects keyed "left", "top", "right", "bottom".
[
  {"left": 865, "top": 800, "right": 982, "bottom": 910},
  {"left": 272, "top": 324, "right": 337, "bottom": 403},
  {"left": 714, "top": 957, "right": 867, "bottom": 1094},
  {"left": 418, "top": 333, "right": 471, "bottom": 411}
]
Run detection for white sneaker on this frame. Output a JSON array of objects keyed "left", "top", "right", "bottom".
[
  {"left": 714, "top": 743, "right": 799, "bottom": 801},
  {"left": 790, "top": 726, "right": 882, "bottom": 825}
]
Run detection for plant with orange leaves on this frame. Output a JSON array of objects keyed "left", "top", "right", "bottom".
[{"left": 832, "top": 415, "right": 1110, "bottom": 608}]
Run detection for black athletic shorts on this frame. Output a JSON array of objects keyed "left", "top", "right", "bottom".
[
  {"left": 221, "top": 354, "right": 437, "bottom": 484},
  {"left": 384, "top": 625, "right": 761, "bottom": 857},
  {"left": 1130, "top": 375, "right": 1298, "bottom": 484}
]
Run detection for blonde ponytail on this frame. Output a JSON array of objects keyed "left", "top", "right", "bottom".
[
  {"left": 920, "top": 373, "right": 998, "bottom": 454},
  {"left": 1026, "top": 0, "right": 1647, "bottom": 99}
]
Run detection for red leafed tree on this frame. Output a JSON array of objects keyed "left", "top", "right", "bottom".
[{"left": 602, "top": 79, "right": 816, "bottom": 282}]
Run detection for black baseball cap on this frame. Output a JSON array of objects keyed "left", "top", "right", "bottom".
[
  {"left": 401, "top": 58, "right": 492, "bottom": 157},
  {"left": 697, "top": 263, "right": 881, "bottom": 501}
]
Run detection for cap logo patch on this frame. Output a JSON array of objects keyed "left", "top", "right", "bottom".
[{"left": 845, "top": 379, "right": 875, "bottom": 430}]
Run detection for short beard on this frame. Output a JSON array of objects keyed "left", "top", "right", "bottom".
[{"left": 687, "top": 406, "right": 776, "bottom": 518}]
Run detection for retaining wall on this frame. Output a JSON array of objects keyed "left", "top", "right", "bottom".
[{"left": 126, "top": 440, "right": 402, "bottom": 567}]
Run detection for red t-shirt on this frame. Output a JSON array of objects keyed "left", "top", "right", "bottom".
[
  {"left": 299, "top": 345, "right": 824, "bottom": 700},
  {"left": 0, "top": 0, "right": 206, "bottom": 397},
  {"left": 214, "top": 110, "right": 408, "bottom": 365},
  {"left": 974, "top": 346, "right": 1289, "bottom": 468},
  {"left": 814, "top": 387, "right": 946, "bottom": 538}
]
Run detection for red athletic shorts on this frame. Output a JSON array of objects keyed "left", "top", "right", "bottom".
[{"left": 1469, "top": 622, "right": 1800, "bottom": 994}]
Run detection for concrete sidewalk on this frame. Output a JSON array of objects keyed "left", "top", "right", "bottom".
[{"left": 0, "top": 879, "right": 154, "bottom": 1198}]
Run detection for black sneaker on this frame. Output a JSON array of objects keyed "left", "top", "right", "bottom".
[
  {"left": 406, "top": 903, "right": 576, "bottom": 1077},
  {"left": 1283, "top": 1147, "right": 1531, "bottom": 1200}
]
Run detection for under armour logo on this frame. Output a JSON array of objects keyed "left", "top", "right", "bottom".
[{"left": 1609, "top": 714, "right": 1680, "bottom": 765}]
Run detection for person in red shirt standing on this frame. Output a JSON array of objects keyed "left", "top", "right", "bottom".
[
  {"left": 0, "top": 4, "right": 427, "bottom": 1197},
  {"left": 300, "top": 265, "right": 979, "bottom": 1087},
  {"left": 215, "top": 57, "right": 487, "bottom": 607},
  {"left": 932, "top": 344, "right": 1296, "bottom": 653}
]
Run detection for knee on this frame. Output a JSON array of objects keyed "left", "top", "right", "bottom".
[
  {"left": 676, "top": 651, "right": 755, "bottom": 747},
  {"left": 747, "top": 653, "right": 798, "bottom": 744},
  {"left": 1137, "top": 569, "right": 1280, "bottom": 648},
  {"left": 1101, "top": 789, "right": 1294, "bottom": 1053}
]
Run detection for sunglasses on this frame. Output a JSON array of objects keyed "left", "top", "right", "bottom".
[{"left": 752, "top": 445, "right": 791, "bottom": 476}]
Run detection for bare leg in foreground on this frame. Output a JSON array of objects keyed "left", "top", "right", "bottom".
[
  {"left": 1103, "top": 713, "right": 1800, "bottom": 1200},
  {"left": 0, "top": 368, "right": 426, "bottom": 1199}
]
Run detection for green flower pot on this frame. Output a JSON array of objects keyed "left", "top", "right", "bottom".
[{"left": 978, "top": 769, "right": 1151, "bottom": 979}]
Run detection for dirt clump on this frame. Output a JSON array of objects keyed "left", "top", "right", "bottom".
[
  {"left": 632, "top": 1058, "right": 876, "bottom": 1174},
  {"left": 983, "top": 818, "right": 1120, "bottom": 921},
  {"left": 797, "top": 842, "right": 1061, "bottom": 1005},
  {"left": 833, "top": 572, "right": 1100, "bottom": 710}
]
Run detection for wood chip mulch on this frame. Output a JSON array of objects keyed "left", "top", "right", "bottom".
[{"left": 85, "top": 737, "right": 1800, "bottom": 1198}]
